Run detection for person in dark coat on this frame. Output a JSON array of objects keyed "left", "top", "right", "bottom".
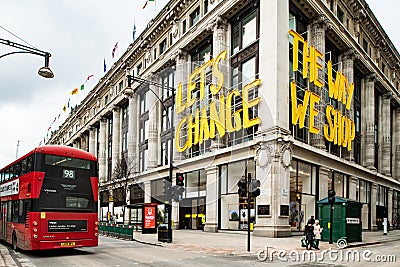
[
  {"left": 309, "top": 216, "right": 315, "bottom": 225},
  {"left": 304, "top": 220, "right": 315, "bottom": 250}
]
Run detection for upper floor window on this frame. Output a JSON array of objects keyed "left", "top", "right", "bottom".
[
  {"left": 232, "top": 9, "right": 258, "bottom": 54},
  {"left": 118, "top": 81, "right": 123, "bottom": 93},
  {"left": 182, "top": 19, "right": 187, "bottom": 34},
  {"left": 204, "top": 0, "right": 209, "bottom": 14},
  {"left": 190, "top": 6, "right": 201, "bottom": 27},
  {"left": 159, "top": 38, "right": 167, "bottom": 55},
  {"left": 362, "top": 38, "right": 368, "bottom": 53},
  {"left": 337, "top": 6, "right": 344, "bottom": 23},
  {"left": 137, "top": 63, "right": 143, "bottom": 76}
]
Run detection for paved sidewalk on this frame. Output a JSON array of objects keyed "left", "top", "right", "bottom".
[
  {"left": 0, "top": 243, "right": 17, "bottom": 267},
  {"left": 132, "top": 229, "right": 400, "bottom": 255}
]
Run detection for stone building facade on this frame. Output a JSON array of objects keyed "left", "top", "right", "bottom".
[{"left": 48, "top": 0, "right": 400, "bottom": 237}]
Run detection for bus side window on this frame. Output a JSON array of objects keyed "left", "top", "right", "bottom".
[
  {"left": 18, "top": 200, "right": 24, "bottom": 224},
  {"left": 0, "top": 171, "right": 3, "bottom": 182},
  {"left": 12, "top": 201, "right": 19, "bottom": 223},
  {"left": 7, "top": 201, "right": 12, "bottom": 222},
  {"left": 27, "top": 155, "right": 34, "bottom": 172},
  {"left": 14, "top": 162, "right": 21, "bottom": 178},
  {"left": 21, "top": 158, "right": 27, "bottom": 176}
]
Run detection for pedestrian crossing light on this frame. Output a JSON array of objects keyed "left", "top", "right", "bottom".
[
  {"left": 250, "top": 178, "right": 261, "bottom": 197},
  {"left": 176, "top": 172, "right": 185, "bottom": 186},
  {"left": 237, "top": 178, "right": 247, "bottom": 197}
]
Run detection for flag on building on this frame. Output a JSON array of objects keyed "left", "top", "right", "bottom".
[
  {"left": 112, "top": 42, "right": 118, "bottom": 58},
  {"left": 70, "top": 87, "right": 78, "bottom": 95},
  {"left": 80, "top": 84, "right": 85, "bottom": 91},
  {"left": 86, "top": 74, "right": 94, "bottom": 82},
  {"left": 133, "top": 21, "right": 136, "bottom": 41},
  {"left": 63, "top": 104, "right": 67, "bottom": 113},
  {"left": 104, "top": 58, "right": 107, "bottom": 72},
  {"left": 142, "top": 0, "right": 154, "bottom": 9}
]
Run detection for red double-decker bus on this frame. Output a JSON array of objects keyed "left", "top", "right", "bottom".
[{"left": 0, "top": 145, "right": 98, "bottom": 250}]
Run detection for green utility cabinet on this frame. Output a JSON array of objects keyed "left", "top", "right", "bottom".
[{"left": 317, "top": 196, "right": 362, "bottom": 243}]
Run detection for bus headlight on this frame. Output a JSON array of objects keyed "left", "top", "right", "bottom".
[
  {"left": 33, "top": 221, "right": 38, "bottom": 226},
  {"left": 33, "top": 234, "right": 38, "bottom": 239},
  {"left": 33, "top": 228, "right": 38, "bottom": 233},
  {"left": 95, "top": 233, "right": 98, "bottom": 236}
]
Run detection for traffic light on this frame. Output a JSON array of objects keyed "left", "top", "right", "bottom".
[
  {"left": 328, "top": 190, "right": 336, "bottom": 204},
  {"left": 237, "top": 178, "right": 247, "bottom": 197},
  {"left": 176, "top": 172, "right": 184, "bottom": 186},
  {"left": 170, "top": 185, "right": 184, "bottom": 202},
  {"left": 250, "top": 178, "right": 261, "bottom": 197}
]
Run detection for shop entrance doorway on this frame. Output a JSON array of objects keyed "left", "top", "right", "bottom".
[{"left": 178, "top": 197, "right": 205, "bottom": 230}]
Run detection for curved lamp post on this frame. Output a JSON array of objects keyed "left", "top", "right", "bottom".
[{"left": 0, "top": 38, "right": 54, "bottom": 78}]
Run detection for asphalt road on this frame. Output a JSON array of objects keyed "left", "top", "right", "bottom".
[
  {"left": 9, "top": 236, "right": 261, "bottom": 267},
  {"left": 8, "top": 236, "right": 399, "bottom": 267}
]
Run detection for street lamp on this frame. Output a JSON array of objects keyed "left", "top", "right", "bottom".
[
  {"left": 125, "top": 73, "right": 175, "bottom": 242},
  {"left": 0, "top": 37, "right": 54, "bottom": 78}
]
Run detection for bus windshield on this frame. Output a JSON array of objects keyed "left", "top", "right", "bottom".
[{"left": 33, "top": 153, "right": 98, "bottom": 213}]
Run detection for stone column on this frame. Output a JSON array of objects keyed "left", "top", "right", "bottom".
[
  {"left": 253, "top": 140, "right": 292, "bottom": 237},
  {"left": 380, "top": 94, "right": 391, "bottom": 175},
  {"left": 209, "top": 15, "right": 228, "bottom": 149},
  {"left": 99, "top": 118, "right": 107, "bottom": 183},
  {"left": 394, "top": 108, "right": 400, "bottom": 180},
  {"left": 147, "top": 74, "right": 159, "bottom": 169},
  {"left": 144, "top": 181, "right": 151, "bottom": 203},
  {"left": 112, "top": 107, "right": 121, "bottom": 176},
  {"left": 310, "top": 15, "right": 328, "bottom": 149},
  {"left": 204, "top": 166, "right": 219, "bottom": 232},
  {"left": 319, "top": 167, "right": 330, "bottom": 200},
  {"left": 173, "top": 49, "right": 189, "bottom": 161},
  {"left": 172, "top": 200, "right": 180, "bottom": 230},
  {"left": 124, "top": 187, "right": 131, "bottom": 223},
  {"left": 127, "top": 93, "right": 138, "bottom": 173},
  {"left": 388, "top": 188, "right": 393, "bottom": 230},
  {"left": 370, "top": 183, "right": 378, "bottom": 230},
  {"left": 363, "top": 74, "right": 376, "bottom": 170},
  {"left": 257, "top": 0, "right": 289, "bottom": 133},
  {"left": 348, "top": 176, "right": 358, "bottom": 200},
  {"left": 341, "top": 49, "right": 355, "bottom": 160},
  {"left": 109, "top": 189, "right": 114, "bottom": 220},
  {"left": 89, "top": 127, "right": 96, "bottom": 155}
]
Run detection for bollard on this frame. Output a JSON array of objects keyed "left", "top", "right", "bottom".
[{"left": 383, "top": 218, "right": 388, "bottom": 235}]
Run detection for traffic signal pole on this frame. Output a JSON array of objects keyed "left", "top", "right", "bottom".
[{"left": 247, "top": 173, "right": 251, "bottom": 252}]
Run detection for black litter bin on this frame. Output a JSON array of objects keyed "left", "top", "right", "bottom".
[{"left": 158, "top": 224, "right": 171, "bottom": 242}]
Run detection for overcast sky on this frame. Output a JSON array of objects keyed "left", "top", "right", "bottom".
[{"left": 0, "top": 0, "right": 398, "bottom": 167}]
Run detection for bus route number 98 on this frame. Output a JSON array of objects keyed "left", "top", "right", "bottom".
[{"left": 63, "top": 169, "right": 75, "bottom": 179}]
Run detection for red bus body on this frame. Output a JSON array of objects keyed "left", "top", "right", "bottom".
[{"left": 0, "top": 145, "right": 98, "bottom": 250}]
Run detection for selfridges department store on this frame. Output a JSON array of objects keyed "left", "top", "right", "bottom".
[{"left": 48, "top": 0, "right": 400, "bottom": 237}]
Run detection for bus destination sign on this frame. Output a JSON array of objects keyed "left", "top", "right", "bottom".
[
  {"left": 48, "top": 220, "right": 87, "bottom": 232},
  {"left": 0, "top": 179, "right": 19, "bottom": 197}
]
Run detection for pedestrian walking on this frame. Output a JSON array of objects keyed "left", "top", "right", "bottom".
[
  {"left": 304, "top": 220, "right": 314, "bottom": 250},
  {"left": 313, "top": 219, "right": 323, "bottom": 249},
  {"left": 309, "top": 215, "right": 315, "bottom": 225}
]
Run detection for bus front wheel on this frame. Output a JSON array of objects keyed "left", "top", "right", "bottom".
[{"left": 12, "top": 233, "right": 17, "bottom": 250}]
